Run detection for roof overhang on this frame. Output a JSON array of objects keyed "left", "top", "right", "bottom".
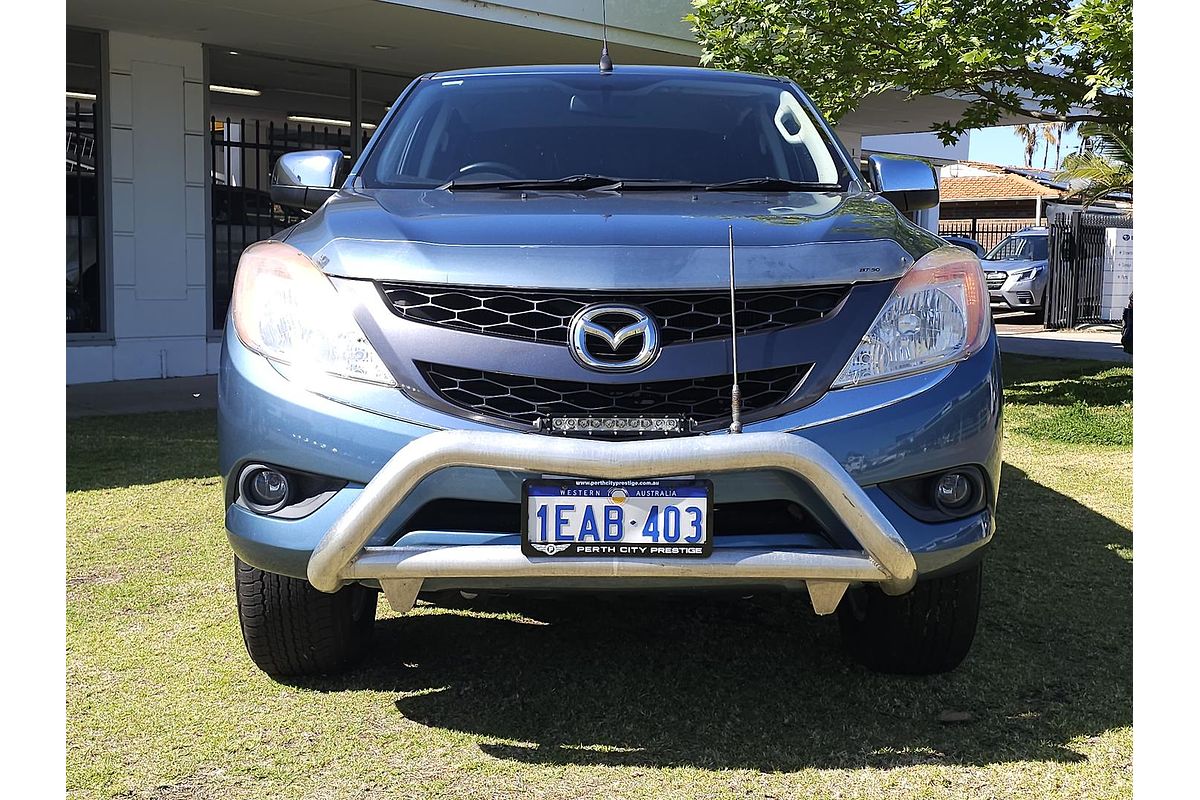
[
  {"left": 66, "top": 0, "right": 701, "bottom": 74},
  {"left": 66, "top": 0, "right": 1065, "bottom": 139}
]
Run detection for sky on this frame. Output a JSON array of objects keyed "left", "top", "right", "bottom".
[{"left": 968, "top": 125, "right": 1084, "bottom": 171}]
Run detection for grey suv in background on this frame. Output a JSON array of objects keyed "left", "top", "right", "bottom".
[{"left": 982, "top": 227, "right": 1050, "bottom": 311}]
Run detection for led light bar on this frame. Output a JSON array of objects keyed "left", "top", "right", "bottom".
[{"left": 537, "top": 416, "right": 690, "bottom": 435}]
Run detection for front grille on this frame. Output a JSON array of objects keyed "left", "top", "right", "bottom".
[
  {"left": 380, "top": 283, "right": 850, "bottom": 345},
  {"left": 985, "top": 271, "right": 1007, "bottom": 290},
  {"left": 418, "top": 362, "right": 811, "bottom": 429}
]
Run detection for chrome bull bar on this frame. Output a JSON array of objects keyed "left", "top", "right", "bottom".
[{"left": 307, "top": 430, "right": 918, "bottom": 615}]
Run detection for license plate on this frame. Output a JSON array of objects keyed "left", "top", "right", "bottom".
[{"left": 522, "top": 478, "right": 713, "bottom": 558}]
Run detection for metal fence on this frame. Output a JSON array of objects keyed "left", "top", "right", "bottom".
[
  {"left": 1044, "top": 211, "right": 1134, "bottom": 329},
  {"left": 209, "top": 117, "right": 353, "bottom": 328},
  {"left": 938, "top": 219, "right": 1036, "bottom": 253}
]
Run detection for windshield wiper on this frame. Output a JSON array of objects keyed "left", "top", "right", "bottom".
[
  {"left": 705, "top": 177, "right": 843, "bottom": 192},
  {"left": 615, "top": 180, "right": 708, "bottom": 190},
  {"left": 438, "top": 174, "right": 626, "bottom": 191},
  {"left": 439, "top": 175, "right": 708, "bottom": 192}
]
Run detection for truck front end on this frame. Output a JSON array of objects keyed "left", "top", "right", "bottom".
[{"left": 220, "top": 66, "right": 1001, "bottom": 678}]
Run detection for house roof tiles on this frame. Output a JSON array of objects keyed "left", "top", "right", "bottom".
[{"left": 940, "top": 171, "right": 1062, "bottom": 202}]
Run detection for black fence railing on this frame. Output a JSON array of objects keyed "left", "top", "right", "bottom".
[
  {"left": 210, "top": 117, "right": 353, "bottom": 329},
  {"left": 1044, "top": 212, "right": 1134, "bottom": 329},
  {"left": 938, "top": 219, "right": 1037, "bottom": 253}
]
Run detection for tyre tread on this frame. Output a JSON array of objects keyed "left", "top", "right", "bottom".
[
  {"left": 837, "top": 563, "right": 982, "bottom": 675},
  {"left": 234, "top": 557, "right": 376, "bottom": 677}
]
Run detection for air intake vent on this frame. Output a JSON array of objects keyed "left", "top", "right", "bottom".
[{"left": 418, "top": 362, "right": 811, "bottom": 431}]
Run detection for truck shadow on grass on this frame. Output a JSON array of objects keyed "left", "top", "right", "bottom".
[
  {"left": 1001, "top": 356, "right": 1132, "bottom": 409},
  {"left": 305, "top": 461, "right": 1131, "bottom": 771}
]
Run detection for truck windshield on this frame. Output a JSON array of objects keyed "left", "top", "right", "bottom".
[{"left": 360, "top": 72, "right": 850, "bottom": 190}]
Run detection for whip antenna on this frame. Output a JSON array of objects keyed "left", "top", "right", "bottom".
[
  {"left": 728, "top": 225, "right": 743, "bottom": 434},
  {"left": 599, "top": 0, "right": 613, "bottom": 72}
]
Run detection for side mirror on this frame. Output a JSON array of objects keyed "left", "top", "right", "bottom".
[
  {"left": 270, "top": 149, "right": 345, "bottom": 212},
  {"left": 867, "top": 154, "right": 939, "bottom": 212}
]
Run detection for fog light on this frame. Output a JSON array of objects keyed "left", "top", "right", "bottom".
[
  {"left": 243, "top": 467, "right": 291, "bottom": 513},
  {"left": 934, "top": 472, "right": 973, "bottom": 510}
]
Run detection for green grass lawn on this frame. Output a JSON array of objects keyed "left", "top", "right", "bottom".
[{"left": 66, "top": 355, "right": 1132, "bottom": 799}]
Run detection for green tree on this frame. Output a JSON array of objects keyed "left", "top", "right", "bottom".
[
  {"left": 1056, "top": 122, "right": 1131, "bottom": 206},
  {"left": 1048, "top": 121, "right": 1078, "bottom": 171},
  {"left": 1040, "top": 124, "right": 1057, "bottom": 170},
  {"left": 1013, "top": 124, "right": 1039, "bottom": 168},
  {"left": 686, "top": 0, "right": 1132, "bottom": 143}
]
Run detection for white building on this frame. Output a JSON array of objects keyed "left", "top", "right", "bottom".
[
  {"left": 862, "top": 132, "right": 971, "bottom": 165},
  {"left": 66, "top": 0, "right": 989, "bottom": 384}
]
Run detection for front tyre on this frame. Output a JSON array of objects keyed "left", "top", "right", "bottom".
[
  {"left": 234, "top": 557, "right": 377, "bottom": 677},
  {"left": 837, "top": 562, "right": 982, "bottom": 675}
]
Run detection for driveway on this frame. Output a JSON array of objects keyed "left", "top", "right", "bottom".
[{"left": 994, "top": 310, "right": 1131, "bottom": 364}]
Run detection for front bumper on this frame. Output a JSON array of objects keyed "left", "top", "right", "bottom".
[
  {"left": 989, "top": 272, "right": 1045, "bottom": 309},
  {"left": 308, "top": 429, "right": 919, "bottom": 614},
  {"left": 220, "top": 325, "right": 1003, "bottom": 605}
]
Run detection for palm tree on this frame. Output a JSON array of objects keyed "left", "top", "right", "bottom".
[
  {"left": 1013, "top": 124, "right": 1038, "bottom": 167},
  {"left": 1040, "top": 124, "right": 1057, "bottom": 171},
  {"left": 1049, "top": 122, "right": 1078, "bottom": 171},
  {"left": 1055, "top": 123, "right": 1132, "bottom": 207}
]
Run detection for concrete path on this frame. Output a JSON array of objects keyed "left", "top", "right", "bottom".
[
  {"left": 67, "top": 375, "right": 219, "bottom": 418},
  {"left": 996, "top": 321, "right": 1131, "bottom": 364}
]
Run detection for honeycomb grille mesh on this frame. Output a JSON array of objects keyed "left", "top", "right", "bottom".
[
  {"left": 379, "top": 283, "right": 849, "bottom": 345},
  {"left": 418, "top": 362, "right": 810, "bottom": 428}
]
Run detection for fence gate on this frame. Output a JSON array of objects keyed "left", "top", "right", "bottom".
[
  {"left": 1044, "top": 211, "right": 1133, "bottom": 330},
  {"left": 209, "top": 117, "right": 355, "bottom": 329}
]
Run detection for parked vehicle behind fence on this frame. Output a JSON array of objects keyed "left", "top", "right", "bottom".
[
  {"left": 982, "top": 227, "right": 1050, "bottom": 312},
  {"left": 1122, "top": 293, "right": 1133, "bottom": 353},
  {"left": 219, "top": 64, "right": 1002, "bottom": 679},
  {"left": 942, "top": 235, "right": 987, "bottom": 259}
]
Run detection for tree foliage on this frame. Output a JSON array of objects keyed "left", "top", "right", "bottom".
[
  {"left": 1013, "top": 124, "right": 1039, "bottom": 168},
  {"left": 1057, "top": 122, "right": 1131, "bottom": 206},
  {"left": 686, "top": 0, "right": 1132, "bottom": 143}
]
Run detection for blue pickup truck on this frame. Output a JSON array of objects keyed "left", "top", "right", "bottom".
[{"left": 220, "top": 64, "right": 1001, "bottom": 678}]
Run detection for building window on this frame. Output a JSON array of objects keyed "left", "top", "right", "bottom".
[{"left": 67, "top": 29, "right": 104, "bottom": 334}]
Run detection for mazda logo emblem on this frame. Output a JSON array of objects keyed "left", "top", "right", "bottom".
[{"left": 568, "top": 304, "right": 659, "bottom": 372}]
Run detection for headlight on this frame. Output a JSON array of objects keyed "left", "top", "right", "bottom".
[
  {"left": 833, "top": 246, "right": 989, "bottom": 388},
  {"left": 230, "top": 240, "right": 396, "bottom": 386},
  {"left": 1014, "top": 264, "right": 1044, "bottom": 281}
]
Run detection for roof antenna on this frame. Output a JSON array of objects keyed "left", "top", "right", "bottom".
[
  {"left": 727, "top": 225, "right": 743, "bottom": 434},
  {"left": 599, "top": 0, "right": 613, "bottom": 72}
]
